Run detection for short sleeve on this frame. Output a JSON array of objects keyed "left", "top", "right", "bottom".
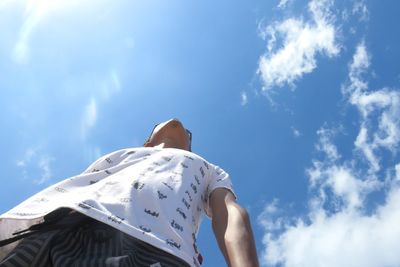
[{"left": 203, "top": 163, "right": 236, "bottom": 217}]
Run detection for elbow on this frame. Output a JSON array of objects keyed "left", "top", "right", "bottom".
[
  {"left": 229, "top": 203, "right": 250, "bottom": 224},
  {"left": 238, "top": 206, "right": 250, "bottom": 220},
  {"left": 211, "top": 203, "right": 252, "bottom": 239}
]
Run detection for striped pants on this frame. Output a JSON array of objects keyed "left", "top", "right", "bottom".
[{"left": 0, "top": 214, "right": 190, "bottom": 267}]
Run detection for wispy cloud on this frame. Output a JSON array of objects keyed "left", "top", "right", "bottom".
[
  {"left": 100, "top": 69, "right": 122, "bottom": 101},
  {"left": 342, "top": 42, "right": 370, "bottom": 96},
  {"left": 16, "top": 148, "right": 36, "bottom": 168},
  {"left": 347, "top": 43, "right": 400, "bottom": 173},
  {"left": 80, "top": 70, "right": 122, "bottom": 140},
  {"left": 259, "top": 186, "right": 400, "bottom": 267},
  {"left": 241, "top": 91, "right": 248, "bottom": 106},
  {"left": 291, "top": 126, "right": 302, "bottom": 138},
  {"left": 0, "top": 0, "right": 15, "bottom": 10},
  {"left": 352, "top": 0, "right": 369, "bottom": 22},
  {"left": 36, "top": 155, "right": 54, "bottom": 184},
  {"left": 12, "top": 0, "right": 81, "bottom": 64},
  {"left": 277, "top": 0, "right": 292, "bottom": 9},
  {"left": 315, "top": 127, "right": 340, "bottom": 161},
  {"left": 258, "top": 43, "right": 400, "bottom": 267},
  {"left": 258, "top": 0, "right": 340, "bottom": 91},
  {"left": 80, "top": 97, "right": 97, "bottom": 140},
  {"left": 2, "top": 0, "right": 126, "bottom": 169},
  {"left": 16, "top": 147, "right": 54, "bottom": 185},
  {"left": 7, "top": 0, "right": 137, "bottom": 69}
]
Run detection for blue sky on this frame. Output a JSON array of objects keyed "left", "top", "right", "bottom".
[{"left": 1, "top": 0, "right": 400, "bottom": 266}]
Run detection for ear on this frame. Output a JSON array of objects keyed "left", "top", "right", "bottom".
[{"left": 143, "top": 141, "right": 153, "bottom": 147}]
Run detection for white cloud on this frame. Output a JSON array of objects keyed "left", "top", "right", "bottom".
[
  {"left": 325, "top": 166, "right": 363, "bottom": 209},
  {"left": 100, "top": 70, "right": 122, "bottom": 101},
  {"left": 354, "top": 125, "right": 380, "bottom": 173},
  {"left": 342, "top": 42, "right": 370, "bottom": 96},
  {"left": 259, "top": 42, "right": 400, "bottom": 267},
  {"left": 350, "top": 42, "right": 370, "bottom": 72},
  {"left": 352, "top": 0, "right": 369, "bottom": 22},
  {"left": 16, "top": 148, "right": 36, "bottom": 167},
  {"left": 261, "top": 135, "right": 393, "bottom": 267},
  {"left": 315, "top": 127, "right": 340, "bottom": 161},
  {"left": 352, "top": 90, "right": 400, "bottom": 171},
  {"left": 2, "top": 0, "right": 126, "bottom": 149},
  {"left": 16, "top": 148, "right": 54, "bottom": 184},
  {"left": 395, "top": 164, "right": 400, "bottom": 181},
  {"left": 80, "top": 97, "right": 97, "bottom": 140},
  {"left": 291, "top": 127, "right": 301, "bottom": 138},
  {"left": 277, "top": 0, "right": 292, "bottom": 9},
  {"left": 258, "top": 0, "right": 340, "bottom": 90},
  {"left": 258, "top": 199, "right": 289, "bottom": 234},
  {"left": 306, "top": 126, "right": 380, "bottom": 211},
  {"left": 264, "top": 199, "right": 280, "bottom": 215},
  {"left": 8, "top": 0, "right": 133, "bottom": 66},
  {"left": 79, "top": 70, "right": 122, "bottom": 140},
  {"left": 12, "top": 0, "right": 81, "bottom": 64},
  {"left": 35, "top": 155, "right": 54, "bottom": 184},
  {"left": 261, "top": 185, "right": 400, "bottom": 267},
  {"left": 0, "top": 0, "right": 16, "bottom": 10},
  {"left": 241, "top": 91, "right": 248, "bottom": 106},
  {"left": 346, "top": 43, "right": 400, "bottom": 171}
]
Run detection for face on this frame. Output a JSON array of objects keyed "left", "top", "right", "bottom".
[{"left": 144, "top": 118, "right": 192, "bottom": 151}]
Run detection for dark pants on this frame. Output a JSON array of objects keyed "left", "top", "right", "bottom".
[{"left": 0, "top": 212, "right": 190, "bottom": 267}]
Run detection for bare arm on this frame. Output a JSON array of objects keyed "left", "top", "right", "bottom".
[{"left": 210, "top": 188, "right": 259, "bottom": 267}]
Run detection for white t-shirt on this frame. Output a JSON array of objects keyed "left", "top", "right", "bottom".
[{"left": 0, "top": 147, "right": 235, "bottom": 267}]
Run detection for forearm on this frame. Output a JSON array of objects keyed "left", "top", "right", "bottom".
[{"left": 213, "top": 203, "right": 259, "bottom": 267}]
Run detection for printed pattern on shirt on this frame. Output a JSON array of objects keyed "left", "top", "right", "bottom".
[{"left": 1, "top": 147, "right": 235, "bottom": 267}]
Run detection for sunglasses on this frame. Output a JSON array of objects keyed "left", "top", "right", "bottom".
[{"left": 146, "top": 123, "right": 192, "bottom": 151}]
